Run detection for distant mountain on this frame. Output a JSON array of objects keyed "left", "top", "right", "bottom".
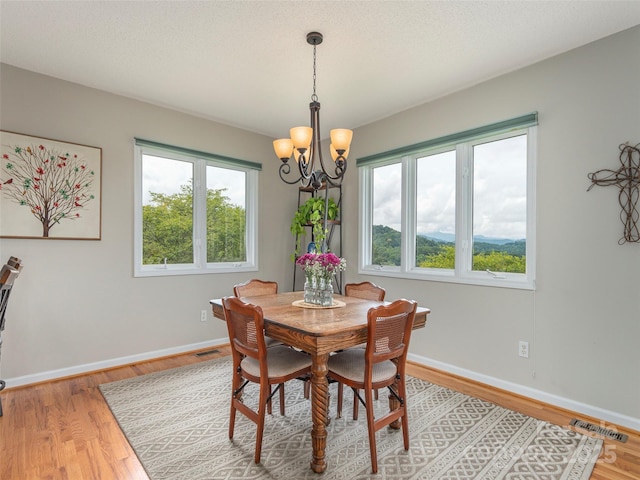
[
  {"left": 473, "top": 235, "right": 524, "bottom": 245},
  {"left": 422, "top": 232, "right": 455, "bottom": 243},
  {"left": 373, "top": 226, "right": 525, "bottom": 265},
  {"left": 422, "top": 232, "right": 523, "bottom": 245}
]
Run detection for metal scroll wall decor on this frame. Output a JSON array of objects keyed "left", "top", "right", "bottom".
[{"left": 587, "top": 143, "right": 640, "bottom": 244}]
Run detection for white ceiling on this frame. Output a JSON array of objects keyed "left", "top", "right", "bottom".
[{"left": 1, "top": 1, "right": 639, "bottom": 140}]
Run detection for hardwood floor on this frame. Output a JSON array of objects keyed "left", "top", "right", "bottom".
[{"left": 1, "top": 346, "right": 638, "bottom": 479}]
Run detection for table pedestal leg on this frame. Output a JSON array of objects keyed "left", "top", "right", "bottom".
[
  {"left": 388, "top": 390, "right": 401, "bottom": 429},
  {"left": 310, "top": 353, "right": 329, "bottom": 473}
]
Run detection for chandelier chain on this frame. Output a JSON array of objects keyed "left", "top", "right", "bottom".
[{"left": 312, "top": 43, "right": 318, "bottom": 102}]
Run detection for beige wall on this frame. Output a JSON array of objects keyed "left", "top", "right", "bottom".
[
  {"left": 342, "top": 26, "right": 640, "bottom": 428},
  {"left": 0, "top": 62, "right": 298, "bottom": 381},
  {"left": 1, "top": 25, "right": 639, "bottom": 429}
]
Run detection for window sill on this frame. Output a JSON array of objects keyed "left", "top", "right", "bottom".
[{"left": 359, "top": 266, "right": 535, "bottom": 290}]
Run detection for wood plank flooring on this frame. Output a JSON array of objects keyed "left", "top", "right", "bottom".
[{"left": 0, "top": 346, "right": 638, "bottom": 479}]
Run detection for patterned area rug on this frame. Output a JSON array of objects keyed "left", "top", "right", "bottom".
[{"left": 99, "top": 358, "right": 602, "bottom": 480}]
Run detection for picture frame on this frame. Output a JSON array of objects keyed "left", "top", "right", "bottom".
[{"left": 0, "top": 131, "right": 102, "bottom": 240}]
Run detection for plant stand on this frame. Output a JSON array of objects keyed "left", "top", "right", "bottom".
[{"left": 292, "top": 183, "right": 343, "bottom": 293}]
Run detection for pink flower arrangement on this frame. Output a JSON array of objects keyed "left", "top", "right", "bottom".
[{"left": 296, "top": 252, "right": 346, "bottom": 279}]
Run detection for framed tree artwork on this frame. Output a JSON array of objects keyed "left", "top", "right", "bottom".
[{"left": 0, "top": 131, "right": 102, "bottom": 240}]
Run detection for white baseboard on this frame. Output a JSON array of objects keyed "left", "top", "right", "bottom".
[
  {"left": 4, "top": 338, "right": 228, "bottom": 389},
  {"left": 409, "top": 352, "right": 640, "bottom": 433}
]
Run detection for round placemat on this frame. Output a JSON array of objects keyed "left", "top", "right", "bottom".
[{"left": 292, "top": 299, "right": 346, "bottom": 309}]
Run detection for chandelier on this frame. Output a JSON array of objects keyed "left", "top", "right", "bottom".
[{"left": 273, "top": 32, "right": 353, "bottom": 190}]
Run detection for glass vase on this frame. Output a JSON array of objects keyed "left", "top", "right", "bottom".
[
  {"left": 316, "top": 277, "right": 326, "bottom": 306},
  {"left": 304, "top": 275, "right": 317, "bottom": 304},
  {"left": 321, "top": 278, "right": 334, "bottom": 307}
]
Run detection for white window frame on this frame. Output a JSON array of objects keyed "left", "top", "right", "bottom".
[
  {"left": 133, "top": 139, "right": 259, "bottom": 277},
  {"left": 358, "top": 114, "right": 537, "bottom": 290}
]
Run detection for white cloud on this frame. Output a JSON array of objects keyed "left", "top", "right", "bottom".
[
  {"left": 142, "top": 155, "right": 246, "bottom": 207},
  {"left": 373, "top": 135, "right": 527, "bottom": 240}
]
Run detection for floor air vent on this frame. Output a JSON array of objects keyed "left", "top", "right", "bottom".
[
  {"left": 569, "top": 418, "right": 628, "bottom": 443},
  {"left": 195, "top": 349, "right": 220, "bottom": 357}
]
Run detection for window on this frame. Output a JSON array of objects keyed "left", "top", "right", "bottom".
[
  {"left": 372, "top": 163, "right": 402, "bottom": 266},
  {"left": 358, "top": 114, "right": 536, "bottom": 289},
  {"left": 134, "top": 139, "right": 260, "bottom": 277}
]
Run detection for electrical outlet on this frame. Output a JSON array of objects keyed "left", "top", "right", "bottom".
[
  {"left": 519, "top": 341, "right": 529, "bottom": 358},
  {"left": 200, "top": 310, "right": 207, "bottom": 322}
]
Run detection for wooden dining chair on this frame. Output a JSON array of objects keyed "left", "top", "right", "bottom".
[
  {"left": 339, "top": 281, "right": 387, "bottom": 418},
  {"left": 7, "top": 257, "right": 22, "bottom": 270},
  {"left": 233, "top": 278, "right": 312, "bottom": 399},
  {"left": 222, "top": 296, "right": 312, "bottom": 464},
  {"left": 344, "top": 281, "right": 386, "bottom": 301},
  {"left": 1, "top": 261, "right": 23, "bottom": 338},
  {"left": 327, "top": 299, "right": 417, "bottom": 473},
  {"left": 233, "top": 279, "right": 282, "bottom": 349},
  {"left": 233, "top": 279, "right": 278, "bottom": 298},
  {"left": 0, "top": 262, "right": 22, "bottom": 417}
]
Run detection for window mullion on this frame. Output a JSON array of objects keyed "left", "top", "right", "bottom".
[
  {"left": 193, "top": 159, "right": 207, "bottom": 268},
  {"left": 133, "top": 145, "right": 144, "bottom": 271},
  {"left": 404, "top": 156, "right": 416, "bottom": 272},
  {"left": 358, "top": 166, "right": 373, "bottom": 271},
  {"left": 526, "top": 127, "right": 537, "bottom": 285},
  {"left": 455, "top": 143, "right": 472, "bottom": 274},
  {"left": 244, "top": 169, "right": 258, "bottom": 266}
]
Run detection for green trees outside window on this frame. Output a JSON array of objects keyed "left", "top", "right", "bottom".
[
  {"left": 142, "top": 184, "right": 245, "bottom": 265},
  {"left": 372, "top": 226, "right": 525, "bottom": 273}
]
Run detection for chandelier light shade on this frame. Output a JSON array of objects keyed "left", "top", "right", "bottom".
[
  {"left": 273, "top": 138, "right": 294, "bottom": 160},
  {"left": 273, "top": 32, "right": 353, "bottom": 190}
]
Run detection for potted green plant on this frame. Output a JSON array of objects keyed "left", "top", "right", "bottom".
[{"left": 291, "top": 195, "right": 339, "bottom": 256}]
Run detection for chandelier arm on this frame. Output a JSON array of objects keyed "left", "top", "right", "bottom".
[
  {"left": 319, "top": 173, "right": 342, "bottom": 188},
  {"left": 278, "top": 162, "right": 305, "bottom": 186},
  {"left": 297, "top": 152, "right": 314, "bottom": 182},
  {"left": 318, "top": 155, "right": 347, "bottom": 183}
]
